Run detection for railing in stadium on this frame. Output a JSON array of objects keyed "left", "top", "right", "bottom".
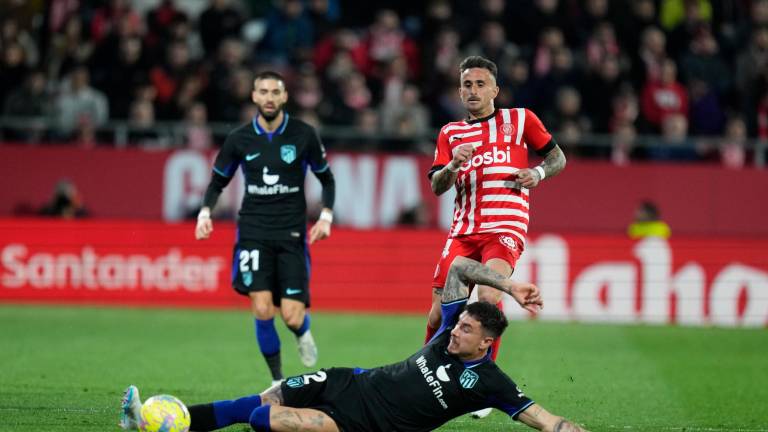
[{"left": 1, "top": 116, "right": 765, "bottom": 167}]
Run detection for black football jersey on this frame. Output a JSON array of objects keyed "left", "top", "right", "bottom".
[
  {"left": 354, "top": 299, "right": 534, "bottom": 431},
  {"left": 211, "top": 114, "right": 330, "bottom": 240}
]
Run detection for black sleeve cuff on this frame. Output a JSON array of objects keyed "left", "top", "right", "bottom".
[
  {"left": 428, "top": 165, "right": 445, "bottom": 180},
  {"left": 535, "top": 138, "right": 557, "bottom": 157}
]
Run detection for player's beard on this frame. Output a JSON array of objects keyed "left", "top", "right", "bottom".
[{"left": 257, "top": 102, "right": 285, "bottom": 122}]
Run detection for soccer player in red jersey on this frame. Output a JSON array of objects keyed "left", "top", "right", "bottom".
[{"left": 425, "top": 56, "right": 567, "bottom": 417}]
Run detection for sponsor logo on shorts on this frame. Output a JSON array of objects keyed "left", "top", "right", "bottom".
[
  {"left": 499, "top": 235, "right": 518, "bottom": 252},
  {"left": 242, "top": 271, "right": 253, "bottom": 287},
  {"left": 286, "top": 288, "right": 302, "bottom": 295},
  {"left": 459, "top": 369, "right": 479, "bottom": 389}
]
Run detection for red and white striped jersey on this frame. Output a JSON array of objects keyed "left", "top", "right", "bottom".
[{"left": 429, "top": 108, "right": 554, "bottom": 245}]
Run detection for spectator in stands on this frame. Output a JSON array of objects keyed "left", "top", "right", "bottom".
[
  {"left": 3, "top": 69, "right": 49, "bottom": 118},
  {"left": 632, "top": 26, "right": 667, "bottom": 89},
  {"left": 54, "top": 66, "right": 109, "bottom": 137},
  {"left": 719, "top": 116, "right": 748, "bottom": 169},
  {"left": 615, "top": 0, "right": 657, "bottom": 59},
  {"left": 0, "top": 41, "right": 29, "bottom": 109},
  {"left": 545, "top": 86, "right": 591, "bottom": 135},
  {"left": 648, "top": 113, "right": 699, "bottom": 161},
  {"left": 500, "top": 57, "right": 537, "bottom": 109},
  {"left": 611, "top": 123, "right": 637, "bottom": 165},
  {"left": 664, "top": 0, "right": 713, "bottom": 58},
  {"left": 199, "top": 0, "right": 244, "bottom": 56},
  {"left": 584, "top": 21, "right": 621, "bottom": 73},
  {"left": 2, "top": 69, "right": 50, "bottom": 142},
  {"left": 679, "top": 26, "right": 731, "bottom": 97},
  {"left": 361, "top": 9, "right": 419, "bottom": 79},
  {"left": 381, "top": 83, "right": 429, "bottom": 139},
  {"left": 687, "top": 77, "right": 725, "bottom": 136},
  {"left": 628, "top": 200, "right": 671, "bottom": 239},
  {"left": 1, "top": 17, "right": 39, "bottom": 67},
  {"left": 100, "top": 36, "right": 148, "bottom": 119},
  {"left": 640, "top": 58, "right": 688, "bottom": 133},
  {"left": 259, "top": 0, "right": 314, "bottom": 66},
  {"left": 462, "top": 21, "right": 518, "bottom": 69},
  {"left": 39, "top": 179, "right": 89, "bottom": 219},
  {"left": 128, "top": 99, "right": 167, "bottom": 148},
  {"left": 45, "top": 15, "right": 94, "bottom": 80},
  {"left": 150, "top": 41, "right": 200, "bottom": 119},
  {"left": 184, "top": 102, "right": 213, "bottom": 151}
]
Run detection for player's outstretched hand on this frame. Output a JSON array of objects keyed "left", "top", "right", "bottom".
[
  {"left": 507, "top": 280, "right": 543, "bottom": 314},
  {"left": 195, "top": 210, "right": 213, "bottom": 240},
  {"left": 309, "top": 220, "right": 331, "bottom": 244},
  {"left": 515, "top": 168, "right": 541, "bottom": 189}
]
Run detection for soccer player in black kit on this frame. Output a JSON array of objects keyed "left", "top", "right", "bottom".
[
  {"left": 120, "top": 257, "right": 588, "bottom": 432},
  {"left": 194, "top": 71, "right": 336, "bottom": 384}
]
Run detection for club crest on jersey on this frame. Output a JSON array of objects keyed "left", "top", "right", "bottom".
[
  {"left": 459, "top": 369, "right": 479, "bottom": 389},
  {"left": 501, "top": 123, "right": 515, "bottom": 136},
  {"left": 499, "top": 235, "right": 518, "bottom": 252},
  {"left": 286, "top": 377, "right": 304, "bottom": 388},
  {"left": 280, "top": 145, "right": 296, "bottom": 164},
  {"left": 242, "top": 271, "right": 253, "bottom": 287}
]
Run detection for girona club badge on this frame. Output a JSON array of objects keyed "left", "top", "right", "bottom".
[
  {"left": 500, "top": 123, "right": 515, "bottom": 136},
  {"left": 499, "top": 235, "right": 518, "bottom": 252}
]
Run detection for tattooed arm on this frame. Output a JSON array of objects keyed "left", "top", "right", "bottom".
[
  {"left": 517, "top": 403, "right": 589, "bottom": 432},
  {"left": 516, "top": 145, "right": 567, "bottom": 189},
  {"left": 430, "top": 143, "right": 474, "bottom": 195},
  {"left": 442, "top": 256, "right": 542, "bottom": 313}
]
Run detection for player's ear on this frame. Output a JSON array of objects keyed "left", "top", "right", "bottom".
[{"left": 479, "top": 336, "right": 494, "bottom": 351}]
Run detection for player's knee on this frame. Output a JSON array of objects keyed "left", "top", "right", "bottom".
[
  {"left": 281, "top": 309, "right": 304, "bottom": 329},
  {"left": 252, "top": 301, "right": 274, "bottom": 320}
]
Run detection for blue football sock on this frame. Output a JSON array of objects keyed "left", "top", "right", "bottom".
[
  {"left": 289, "top": 313, "right": 310, "bottom": 337},
  {"left": 255, "top": 318, "right": 281, "bottom": 355},
  {"left": 249, "top": 405, "right": 271, "bottom": 431},
  {"left": 212, "top": 395, "right": 262, "bottom": 428}
]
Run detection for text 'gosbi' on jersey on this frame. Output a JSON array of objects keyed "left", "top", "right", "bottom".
[{"left": 431, "top": 108, "right": 555, "bottom": 246}]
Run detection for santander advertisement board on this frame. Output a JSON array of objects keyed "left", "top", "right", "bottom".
[{"left": 0, "top": 220, "right": 765, "bottom": 327}]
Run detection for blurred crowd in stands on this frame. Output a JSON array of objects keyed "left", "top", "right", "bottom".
[{"left": 1, "top": 0, "right": 767, "bottom": 166}]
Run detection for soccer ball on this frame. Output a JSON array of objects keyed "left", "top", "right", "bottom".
[{"left": 139, "top": 394, "right": 191, "bottom": 432}]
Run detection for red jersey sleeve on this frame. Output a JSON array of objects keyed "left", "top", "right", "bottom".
[
  {"left": 428, "top": 127, "right": 452, "bottom": 179},
  {"left": 523, "top": 109, "right": 555, "bottom": 156}
]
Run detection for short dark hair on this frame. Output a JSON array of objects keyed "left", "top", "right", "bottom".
[
  {"left": 459, "top": 56, "right": 498, "bottom": 81},
  {"left": 254, "top": 70, "right": 285, "bottom": 83},
  {"left": 465, "top": 302, "right": 508, "bottom": 339}
]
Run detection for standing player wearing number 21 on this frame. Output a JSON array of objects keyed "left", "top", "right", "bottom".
[
  {"left": 426, "top": 56, "right": 566, "bottom": 418},
  {"left": 195, "top": 71, "right": 336, "bottom": 385}
]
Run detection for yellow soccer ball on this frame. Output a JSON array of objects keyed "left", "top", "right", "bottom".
[{"left": 139, "top": 394, "right": 191, "bottom": 432}]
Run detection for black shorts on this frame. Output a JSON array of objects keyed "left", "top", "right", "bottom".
[
  {"left": 231, "top": 238, "right": 310, "bottom": 306},
  {"left": 282, "top": 368, "right": 372, "bottom": 432}
]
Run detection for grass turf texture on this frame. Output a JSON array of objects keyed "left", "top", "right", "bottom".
[{"left": 0, "top": 305, "right": 766, "bottom": 432}]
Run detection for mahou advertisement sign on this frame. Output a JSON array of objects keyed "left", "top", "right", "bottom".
[{"left": 0, "top": 220, "right": 766, "bottom": 327}]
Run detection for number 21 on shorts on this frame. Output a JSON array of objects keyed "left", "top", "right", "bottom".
[{"left": 239, "top": 249, "right": 259, "bottom": 272}]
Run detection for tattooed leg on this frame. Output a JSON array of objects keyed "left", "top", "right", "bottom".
[{"left": 268, "top": 406, "right": 340, "bottom": 432}]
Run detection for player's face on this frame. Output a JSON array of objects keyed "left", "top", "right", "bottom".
[
  {"left": 447, "top": 312, "right": 494, "bottom": 358},
  {"left": 252, "top": 78, "right": 288, "bottom": 121},
  {"left": 459, "top": 67, "right": 499, "bottom": 118}
]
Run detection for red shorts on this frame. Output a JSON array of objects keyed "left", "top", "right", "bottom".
[{"left": 432, "top": 233, "right": 524, "bottom": 289}]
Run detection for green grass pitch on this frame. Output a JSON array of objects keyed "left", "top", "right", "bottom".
[{"left": 1, "top": 304, "right": 767, "bottom": 431}]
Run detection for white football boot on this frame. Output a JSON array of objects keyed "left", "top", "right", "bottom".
[
  {"left": 471, "top": 408, "right": 493, "bottom": 419},
  {"left": 119, "top": 385, "right": 142, "bottom": 430},
  {"left": 296, "top": 330, "right": 318, "bottom": 367}
]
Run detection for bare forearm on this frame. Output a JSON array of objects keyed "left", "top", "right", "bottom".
[
  {"left": 431, "top": 167, "right": 459, "bottom": 195},
  {"left": 442, "top": 257, "right": 510, "bottom": 302},
  {"left": 518, "top": 404, "right": 588, "bottom": 432},
  {"left": 537, "top": 145, "right": 566, "bottom": 179}
]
